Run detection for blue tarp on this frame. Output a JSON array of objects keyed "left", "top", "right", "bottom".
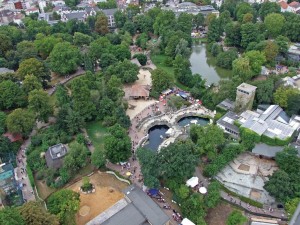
[{"left": 148, "top": 188, "right": 159, "bottom": 196}]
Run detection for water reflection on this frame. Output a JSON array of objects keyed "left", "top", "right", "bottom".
[
  {"left": 190, "top": 44, "right": 232, "bottom": 85},
  {"left": 143, "top": 125, "right": 169, "bottom": 152}
]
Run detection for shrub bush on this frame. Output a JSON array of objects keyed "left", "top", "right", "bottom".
[{"left": 26, "top": 165, "right": 35, "bottom": 188}]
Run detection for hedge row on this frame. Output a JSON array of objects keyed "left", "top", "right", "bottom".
[{"left": 26, "top": 164, "right": 35, "bottom": 188}]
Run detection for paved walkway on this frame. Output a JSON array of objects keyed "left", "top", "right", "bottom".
[{"left": 16, "top": 130, "right": 37, "bottom": 202}]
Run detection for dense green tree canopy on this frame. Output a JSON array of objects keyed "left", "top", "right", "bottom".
[
  {"left": 6, "top": 108, "right": 35, "bottom": 136},
  {"left": 264, "top": 13, "right": 285, "bottom": 38},
  {"left": 259, "top": 2, "right": 280, "bottom": 20},
  {"left": 104, "top": 123, "right": 131, "bottom": 163},
  {"left": 0, "top": 207, "right": 25, "bottom": 225},
  {"left": 0, "top": 80, "right": 26, "bottom": 110},
  {"left": 28, "top": 89, "right": 53, "bottom": 122},
  {"left": 19, "top": 202, "right": 59, "bottom": 225},
  {"left": 226, "top": 210, "right": 247, "bottom": 225},
  {"left": 49, "top": 42, "right": 81, "bottom": 75},
  {"left": 47, "top": 189, "right": 80, "bottom": 225},
  {"left": 190, "top": 124, "right": 225, "bottom": 159},
  {"left": 151, "top": 69, "right": 173, "bottom": 95},
  {"left": 105, "top": 60, "right": 139, "bottom": 83}
]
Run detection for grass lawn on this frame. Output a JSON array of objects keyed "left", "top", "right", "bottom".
[
  {"left": 150, "top": 54, "right": 190, "bottom": 91},
  {"left": 86, "top": 121, "right": 108, "bottom": 151}
]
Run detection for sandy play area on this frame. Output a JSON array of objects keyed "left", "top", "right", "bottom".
[
  {"left": 124, "top": 68, "right": 156, "bottom": 119},
  {"left": 67, "top": 172, "right": 129, "bottom": 225}
]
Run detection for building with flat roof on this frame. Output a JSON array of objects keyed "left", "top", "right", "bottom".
[
  {"left": 87, "top": 185, "right": 170, "bottom": 225},
  {"left": 239, "top": 105, "right": 300, "bottom": 141},
  {"left": 216, "top": 111, "right": 240, "bottom": 138},
  {"left": 45, "top": 143, "right": 68, "bottom": 169},
  {"left": 235, "top": 83, "right": 257, "bottom": 112}
]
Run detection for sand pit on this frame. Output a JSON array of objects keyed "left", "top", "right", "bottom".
[
  {"left": 126, "top": 99, "right": 156, "bottom": 119},
  {"left": 67, "top": 172, "right": 129, "bottom": 225},
  {"left": 136, "top": 69, "right": 152, "bottom": 86},
  {"left": 79, "top": 206, "right": 90, "bottom": 216},
  {"left": 238, "top": 164, "right": 250, "bottom": 172}
]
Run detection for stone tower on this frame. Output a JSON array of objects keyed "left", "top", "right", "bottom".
[{"left": 235, "top": 83, "right": 257, "bottom": 112}]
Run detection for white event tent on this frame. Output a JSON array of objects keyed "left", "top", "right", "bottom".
[{"left": 186, "top": 177, "right": 199, "bottom": 188}]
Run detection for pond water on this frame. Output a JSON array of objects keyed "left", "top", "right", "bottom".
[
  {"left": 190, "top": 44, "right": 232, "bottom": 85},
  {"left": 177, "top": 116, "right": 209, "bottom": 127},
  {"left": 143, "top": 125, "right": 169, "bottom": 152}
]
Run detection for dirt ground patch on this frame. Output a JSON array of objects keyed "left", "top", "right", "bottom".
[
  {"left": 238, "top": 164, "right": 250, "bottom": 171},
  {"left": 35, "top": 178, "right": 56, "bottom": 200},
  {"left": 206, "top": 201, "right": 237, "bottom": 225},
  {"left": 67, "top": 172, "right": 129, "bottom": 225}
]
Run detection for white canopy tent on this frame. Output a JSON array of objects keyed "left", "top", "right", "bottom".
[
  {"left": 186, "top": 177, "right": 199, "bottom": 188},
  {"left": 199, "top": 187, "right": 207, "bottom": 194},
  {"left": 181, "top": 218, "right": 196, "bottom": 225}
]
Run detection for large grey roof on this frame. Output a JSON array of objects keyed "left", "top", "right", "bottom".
[
  {"left": 101, "top": 203, "right": 149, "bottom": 225},
  {"left": 252, "top": 143, "right": 284, "bottom": 158},
  {"left": 123, "top": 185, "right": 169, "bottom": 225},
  {"left": 217, "top": 99, "right": 234, "bottom": 111},
  {"left": 102, "top": 8, "right": 118, "bottom": 16},
  {"left": 259, "top": 105, "right": 283, "bottom": 122},
  {"left": 216, "top": 111, "right": 240, "bottom": 134}
]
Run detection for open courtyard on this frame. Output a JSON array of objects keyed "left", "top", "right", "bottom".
[{"left": 67, "top": 172, "right": 129, "bottom": 225}]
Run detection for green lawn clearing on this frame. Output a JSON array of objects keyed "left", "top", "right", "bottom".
[{"left": 86, "top": 121, "right": 108, "bottom": 151}]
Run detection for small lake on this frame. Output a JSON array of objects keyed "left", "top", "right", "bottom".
[
  {"left": 143, "top": 125, "right": 169, "bottom": 152},
  {"left": 190, "top": 44, "right": 232, "bottom": 85},
  {"left": 177, "top": 116, "right": 209, "bottom": 127}
]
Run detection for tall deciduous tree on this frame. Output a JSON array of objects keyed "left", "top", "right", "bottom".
[
  {"left": 105, "top": 60, "right": 139, "bottom": 83},
  {"left": 273, "top": 87, "right": 299, "bottom": 108},
  {"left": 49, "top": 42, "right": 81, "bottom": 75},
  {"left": 22, "top": 74, "right": 43, "bottom": 94},
  {"left": 28, "top": 89, "right": 53, "bottom": 122},
  {"left": 0, "top": 80, "right": 26, "bottom": 110},
  {"left": 190, "top": 124, "right": 225, "bottom": 159},
  {"left": 157, "top": 141, "right": 198, "bottom": 181},
  {"left": 241, "top": 22, "right": 259, "bottom": 49},
  {"left": 0, "top": 207, "right": 25, "bottom": 225},
  {"left": 225, "top": 22, "right": 241, "bottom": 47},
  {"left": 63, "top": 141, "right": 88, "bottom": 173},
  {"left": 104, "top": 123, "right": 131, "bottom": 163},
  {"left": 95, "top": 13, "right": 109, "bottom": 35},
  {"left": 19, "top": 202, "right": 59, "bottom": 225},
  {"left": 259, "top": 2, "right": 280, "bottom": 20},
  {"left": 264, "top": 13, "right": 285, "bottom": 38},
  {"left": 151, "top": 69, "right": 173, "bottom": 95},
  {"left": 6, "top": 109, "right": 35, "bottom": 136},
  {"left": 91, "top": 148, "right": 105, "bottom": 168},
  {"left": 244, "top": 50, "right": 266, "bottom": 75},
  {"left": 34, "top": 34, "right": 62, "bottom": 59},
  {"left": 70, "top": 78, "right": 96, "bottom": 120},
  {"left": 232, "top": 57, "right": 253, "bottom": 80},
  {"left": 47, "top": 189, "right": 80, "bottom": 225},
  {"left": 17, "top": 58, "right": 50, "bottom": 81}
]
